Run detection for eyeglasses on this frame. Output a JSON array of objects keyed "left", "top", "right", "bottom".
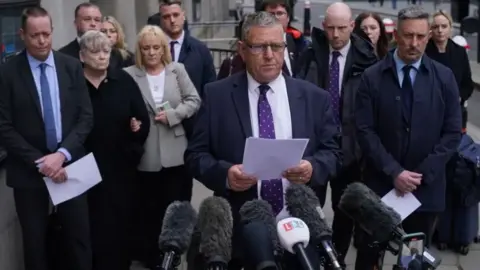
[
  {"left": 244, "top": 42, "right": 287, "bottom": 54},
  {"left": 270, "top": 11, "right": 288, "bottom": 18}
]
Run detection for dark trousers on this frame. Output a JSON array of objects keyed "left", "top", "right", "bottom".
[
  {"left": 88, "top": 174, "right": 134, "bottom": 270},
  {"left": 14, "top": 186, "right": 91, "bottom": 270},
  {"left": 355, "top": 211, "right": 438, "bottom": 269},
  {"left": 330, "top": 163, "right": 362, "bottom": 267},
  {"left": 130, "top": 165, "right": 193, "bottom": 267}
]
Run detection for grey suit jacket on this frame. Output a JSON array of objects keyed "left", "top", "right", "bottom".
[{"left": 124, "top": 62, "right": 201, "bottom": 172}]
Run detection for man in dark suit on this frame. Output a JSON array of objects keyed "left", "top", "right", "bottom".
[
  {"left": 0, "top": 7, "right": 94, "bottom": 270},
  {"left": 58, "top": 2, "right": 102, "bottom": 59},
  {"left": 354, "top": 6, "right": 461, "bottom": 269},
  {"left": 295, "top": 3, "right": 378, "bottom": 266},
  {"left": 184, "top": 12, "right": 341, "bottom": 269},
  {"left": 157, "top": 0, "right": 216, "bottom": 98}
]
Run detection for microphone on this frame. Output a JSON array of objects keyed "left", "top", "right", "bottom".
[
  {"left": 276, "top": 217, "right": 315, "bottom": 270},
  {"left": 197, "top": 196, "right": 233, "bottom": 270},
  {"left": 239, "top": 199, "right": 283, "bottom": 269},
  {"left": 242, "top": 221, "right": 279, "bottom": 270},
  {"left": 158, "top": 201, "right": 198, "bottom": 270},
  {"left": 239, "top": 199, "right": 283, "bottom": 256},
  {"left": 285, "top": 184, "right": 341, "bottom": 269},
  {"left": 338, "top": 183, "right": 442, "bottom": 268}
]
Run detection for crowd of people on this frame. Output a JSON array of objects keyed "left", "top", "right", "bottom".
[{"left": 0, "top": 0, "right": 474, "bottom": 269}]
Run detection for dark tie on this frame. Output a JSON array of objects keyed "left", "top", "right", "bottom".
[
  {"left": 282, "top": 62, "right": 291, "bottom": 76},
  {"left": 328, "top": 51, "right": 341, "bottom": 125},
  {"left": 39, "top": 63, "right": 57, "bottom": 152},
  {"left": 401, "top": 65, "right": 413, "bottom": 124},
  {"left": 258, "top": 84, "right": 283, "bottom": 216},
  {"left": 170, "top": 41, "right": 177, "bottom": 61}
]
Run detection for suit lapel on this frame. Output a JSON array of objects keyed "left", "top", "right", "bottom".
[
  {"left": 343, "top": 47, "right": 353, "bottom": 86},
  {"left": 285, "top": 76, "right": 307, "bottom": 138},
  {"left": 134, "top": 67, "right": 157, "bottom": 112},
  {"left": 163, "top": 64, "right": 177, "bottom": 104},
  {"left": 231, "top": 73, "right": 253, "bottom": 138},
  {"left": 53, "top": 52, "right": 69, "bottom": 132},
  {"left": 18, "top": 51, "right": 42, "bottom": 117},
  {"left": 178, "top": 36, "right": 190, "bottom": 63}
]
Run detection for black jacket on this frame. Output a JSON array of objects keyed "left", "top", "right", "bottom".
[{"left": 296, "top": 27, "right": 378, "bottom": 167}]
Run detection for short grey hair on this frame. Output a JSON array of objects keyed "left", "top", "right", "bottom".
[
  {"left": 397, "top": 6, "right": 430, "bottom": 24},
  {"left": 79, "top": 30, "right": 111, "bottom": 52},
  {"left": 241, "top": 11, "right": 282, "bottom": 41}
]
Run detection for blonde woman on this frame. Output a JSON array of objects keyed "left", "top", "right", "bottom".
[
  {"left": 101, "top": 15, "right": 134, "bottom": 68},
  {"left": 425, "top": 10, "right": 473, "bottom": 132},
  {"left": 124, "top": 25, "right": 200, "bottom": 269}
]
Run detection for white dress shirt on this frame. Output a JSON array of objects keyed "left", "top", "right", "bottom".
[
  {"left": 168, "top": 30, "right": 185, "bottom": 62},
  {"left": 246, "top": 72, "right": 292, "bottom": 222},
  {"left": 329, "top": 40, "right": 351, "bottom": 93},
  {"left": 283, "top": 33, "right": 293, "bottom": 75},
  {"left": 146, "top": 70, "right": 166, "bottom": 108}
]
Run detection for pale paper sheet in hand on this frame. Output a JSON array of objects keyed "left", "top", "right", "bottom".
[
  {"left": 44, "top": 153, "right": 102, "bottom": 206},
  {"left": 381, "top": 189, "right": 422, "bottom": 221},
  {"left": 242, "top": 137, "right": 309, "bottom": 180}
]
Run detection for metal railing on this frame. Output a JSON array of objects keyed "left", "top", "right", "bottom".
[{"left": 209, "top": 48, "right": 236, "bottom": 72}]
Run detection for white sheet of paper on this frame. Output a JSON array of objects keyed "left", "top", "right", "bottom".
[
  {"left": 242, "top": 137, "right": 309, "bottom": 180},
  {"left": 44, "top": 153, "right": 102, "bottom": 206},
  {"left": 381, "top": 189, "right": 422, "bottom": 221}
]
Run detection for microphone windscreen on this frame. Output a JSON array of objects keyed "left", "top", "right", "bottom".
[
  {"left": 285, "top": 184, "right": 332, "bottom": 241},
  {"left": 197, "top": 196, "right": 233, "bottom": 262},
  {"left": 338, "top": 182, "right": 402, "bottom": 243},
  {"left": 239, "top": 199, "right": 283, "bottom": 255},
  {"left": 242, "top": 221, "right": 278, "bottom": 270},
  {"left": 158, "top": 201, "right": 198, "bottom": 253}
]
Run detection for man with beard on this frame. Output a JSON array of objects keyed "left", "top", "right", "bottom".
[{"left": 295, "top": 2, "right": 377, "bottom": 268}]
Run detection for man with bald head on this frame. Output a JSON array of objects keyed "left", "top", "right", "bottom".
[{"left": 296, "top": 2, "right": 377, "bottom": 267}]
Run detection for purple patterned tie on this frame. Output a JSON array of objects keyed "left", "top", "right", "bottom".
[
  {"left": 170, "top": 41, "right": 177, "bottom": 61},
  {"left": 258, "top": 84, "right": 283, "bottom": 216},
  {"left": 328, "top": 51, "right": 341, "bottom": 125}
]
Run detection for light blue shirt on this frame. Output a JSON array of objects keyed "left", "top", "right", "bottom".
[
  {"left": 27, "top": 51, "right": 71, "bottom": 161},
  {"left": 393, "top": 49, "right": 422, "bottom": 87}
]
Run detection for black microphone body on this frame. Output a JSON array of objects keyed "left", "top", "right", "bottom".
[
  {"left": 242, "top": 221, "right": 279, "bottom": 270},
  {"left": 239, "top": 200, "right": 283, "bottom": 269},
  {"left": 292, "top": 243, "right": 315, "bottom": 270},
  {"left": 197, "top": 196, "right": 233, "bottom": 270},
  {"left": 339, "top": 183, "right": 442, "bottom": 269},
  {"left": 158, "top": 201, "right": 198, "bottom": 270},
  {"left": 285, "top": 184, "right": 341, "bottom": 269}
]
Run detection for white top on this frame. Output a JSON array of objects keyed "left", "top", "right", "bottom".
[
  {"left": 146, "top": 70, "right": 166, "bottom": 107},
  {"left": 246, "top": 72, "right": 293, "bottom": 222},
  {"left": 329, "top": 40, "right": 351, "bottom": 94}
]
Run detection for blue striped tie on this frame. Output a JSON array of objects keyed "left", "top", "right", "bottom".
[{"left": 39, "top": 63, "right": 57, "bottom": 152}]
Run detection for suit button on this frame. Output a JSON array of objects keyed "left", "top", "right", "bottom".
[{"left": 406, "top": 128, "right": 410, "bottom": 132}]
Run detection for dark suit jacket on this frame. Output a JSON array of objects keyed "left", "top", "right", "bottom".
[
  {"left": 355, "top": 52, "right": 462, "bottom": 212},
  {"left": 175, "top": 34, "right": 216, "bottom": 97},
  {"left": 184, "top": 71, "right": 341, "bottom": 256},
  {"left": 0, "top": 50, "right": 93, "bottom": 188}
]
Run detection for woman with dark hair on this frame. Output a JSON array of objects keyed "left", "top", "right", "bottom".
[{"left": 354, "top": 12, "right": 389, "bottom": 58}]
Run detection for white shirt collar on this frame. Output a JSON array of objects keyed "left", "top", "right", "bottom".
[
  {"left": 330, "top": 39, "right": 351, "bottom": 57},
  {"left": 246, "top": 71, "right": 285, "bottom": 95},
  {"left": 168, "top": 30, "right": 185, "bottom": 46}
]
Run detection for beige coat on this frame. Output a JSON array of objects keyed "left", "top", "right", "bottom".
[{"left": 124, "top": 62, "right": 201, "bottom": 172}]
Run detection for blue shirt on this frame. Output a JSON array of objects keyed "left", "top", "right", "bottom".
[
  {"left": 393, "top": 49, "right": 422, "bottom": 87},
  {"left": 27, "top": 51, "right": 71, "bottom": 161}
]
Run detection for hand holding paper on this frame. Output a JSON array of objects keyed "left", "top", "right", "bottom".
[{"left": 44, "top": 153, "right": 102, "bottom": 206}]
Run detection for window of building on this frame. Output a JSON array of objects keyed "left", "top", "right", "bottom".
[
  {"left": 0, "top": 1, "right": 39, "bottom": 63},
  {"left": 192, "top": 0, "right": 201, "bottom": 22}
]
